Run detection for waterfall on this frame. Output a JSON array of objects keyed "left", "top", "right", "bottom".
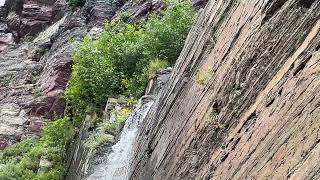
[{"left": 87, "top": 97, "right": 154, "bottom": 180}]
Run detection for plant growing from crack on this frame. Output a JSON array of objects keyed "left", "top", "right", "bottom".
[
  {"left": 196, "top": 67, "right": 214, "bottom": 85},
  {"left": 0, "top": 76, "right": 13, "bottom": 87},
  {"left": 32, "top": 87, "right": 45, "bottom": 97}
]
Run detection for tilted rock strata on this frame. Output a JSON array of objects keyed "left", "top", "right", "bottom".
[{"left": 131, "top": 0, "right": 320, "bottom": 179}]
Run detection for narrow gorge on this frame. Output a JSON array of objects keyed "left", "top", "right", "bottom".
[{"left": 0, "top": 0, "right": 319, "bottom": 179}]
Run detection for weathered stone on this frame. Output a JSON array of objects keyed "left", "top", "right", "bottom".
[
  {"left": 0, "top": 32, "right": 13, "bottom": 51},
  {"left": 0, "top": 0, "right": 125, "bottom": 147},
  {"left": 0, "top": 141, "right": 8, "bottom": 150},
  {"left": 18, "top": 2, "right": 54, "bottom": 37},
  {"left": 0, "top": 0, "right": 23, "bottom": 17},
  {"left": 103, "top": 97, "right": 126, "bottom": 122},
  {"left": 192, "top": 0, "right": 208, "bottom": 8},
  {"left": 0, "top": 103, "right": 27, "bottom": 126},
  {"left": 38, "top": 156, "right": 53, "bottom": 173},
  {"left": 7, "top": 12, "right": 20, "bottom": 39},
  {"left": 112, "top": 0, "right": 166, "bottom": 23},
  {"left": 87, "top": 0, "right": 117, "bottom": 27},
  {"left": 88, "top": 26, "right": 104, "bottom": 40},
  {"left": 0, "top": 124, "right": 22, "bottom": 136},
  {"left": 145, "top": 67, "right": 172, "bottom": 95},
  {"left": 131, "top": 0, "right": 320, "bottom": 180},
  {"left": 28, "top": 119, "right": 46, "bottom": 135},
  {"left": 52, "top": 0, "right": 69, "bottom": 22}
]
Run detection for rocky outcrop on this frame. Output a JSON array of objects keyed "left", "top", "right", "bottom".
[
  {"left": 131, "top": 0, "right": 320, "bottom": 179},
  {"left": 0, "top": 32, "right": 13, "bottom": 51},
  {"left": 0, "top": 0, "right": 120, "bottom": 149},
  {"left": 0, "top": 0, "right": 208, "bottom": 150}
]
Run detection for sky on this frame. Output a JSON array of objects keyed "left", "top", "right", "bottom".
[{"left": 0, "top": 0, "right": 5, "bottom": 6}]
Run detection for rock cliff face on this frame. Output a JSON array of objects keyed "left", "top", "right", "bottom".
[
  {"left": 0, "top": 0, "right": 119, "bottom": 149},
  {"left": 0, "top": 0, "right": 195, "bottom": 150},
  {"left": 131, "top": 0, "right": 320, "bottom": 179}
]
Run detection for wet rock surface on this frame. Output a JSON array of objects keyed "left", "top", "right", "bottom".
[
  {"left": 131, "top": 0, "right": 320, "bottom": 179},
  {"left": 65, "top": 70, "right": 171, "bottom": 180}
]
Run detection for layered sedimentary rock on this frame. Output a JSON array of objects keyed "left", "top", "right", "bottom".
[
  {"left": 0, "top": 0, "right": 119, "bottom": 149},
  {"left": 131, "top": 0, "right": 320, "bottom": 179}
]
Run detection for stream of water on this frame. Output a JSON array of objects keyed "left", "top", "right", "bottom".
[{"left": 87, "top": 98, "right": 154, "bottom": 180}]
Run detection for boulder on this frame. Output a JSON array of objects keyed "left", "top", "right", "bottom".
[
  {"left": 38, "top": 156, "right": 53, "bottom": 173},
  {"left": 0, "top": 32, "right": 14, "bottom": 51}
]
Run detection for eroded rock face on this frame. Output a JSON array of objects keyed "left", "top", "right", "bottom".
[
  {"left": 131, "top": 0, "right": 320, "bottom": 179},
  {"left": 0, "top": 32, "right": 13, "bottom": 51},
  {"left": 0, "top": 0, "right": 121, "bottom": 148}
]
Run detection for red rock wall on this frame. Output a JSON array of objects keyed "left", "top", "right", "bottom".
[{"left": 131, "top": 0, "right": 320, "bottom": 179}]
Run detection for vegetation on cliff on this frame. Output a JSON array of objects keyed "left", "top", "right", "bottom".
[
  {"left": 67, "top": 2, "right": 195, "bottom": 120},
  {"left": 0, "top": 1, "right": 195, "bottom": 179},
  {"left": 67, "top": 0, "right": 86, "bottom": 8},
  {"left": 85, "top": 108, "right": 131, "bottom": 150},
  {"left": 0, "top": 118, "right": 74, "bottom": 179}
]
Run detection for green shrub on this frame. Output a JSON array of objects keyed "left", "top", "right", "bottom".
[
  {"left": 0, "top": 118, "right": 75, "bottom": 180},
  {"left": 142, "top": 2, "right": 195, "bottom": 65},
  {"left": 68, "top": 2, "right": 195, "bottom": 119},
  {"left": 67, "top": 0, "right": 86, "bottom": 9},
  {"left": 0, "top": 139, "right": 36, "bottom": 164}
]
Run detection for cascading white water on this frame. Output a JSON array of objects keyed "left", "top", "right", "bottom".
[
  {"left": 0, "top": 0, "right": 5, "bottom": 7},
  {"left": 87, "top": 98, "right": 154, "bottom": 180}
]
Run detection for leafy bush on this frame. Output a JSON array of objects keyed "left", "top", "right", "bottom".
[
  {"left": 67, "top": 0, "right": 86, "bottom": 9},
  {"left": 0, "top": 118, "right": 74, "bottom": 180},
  {"left": 68, "top": 2, "right": 195, "bottom": 119},
  {"left": 142, "top": 2, "right": 195, "bottom": 65}
]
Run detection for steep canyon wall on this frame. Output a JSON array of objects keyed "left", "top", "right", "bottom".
[{"left": 131, "top": 0, "right": 320, "bottom": 179}]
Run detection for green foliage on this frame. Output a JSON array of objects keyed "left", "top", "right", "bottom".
[
  {"left": 67, "top": 0, "right": 86, "bottom": 9},
  {"left": 119, "top": 11, "right": 131, "bottom": 23},
  {"left": 0, "top": 139, "right": 36, "bottom": 164},
  {"left": 85, "top": 133, "right": 114, "bottom": 149},
  {"left": 142, "top": 2, "right": 195, "bottom": 65},
  {"left": 145, "top": 59, "right": 169, "bottom": 78},
  {"left": 68, "top": 2, "right": 195, "bottom": 118},
  {"left": 0, "top": 118, "right": 74, "bottom": 180},
  {"left": 85, "top": 108, "right": 131, "bottom": 149}
]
